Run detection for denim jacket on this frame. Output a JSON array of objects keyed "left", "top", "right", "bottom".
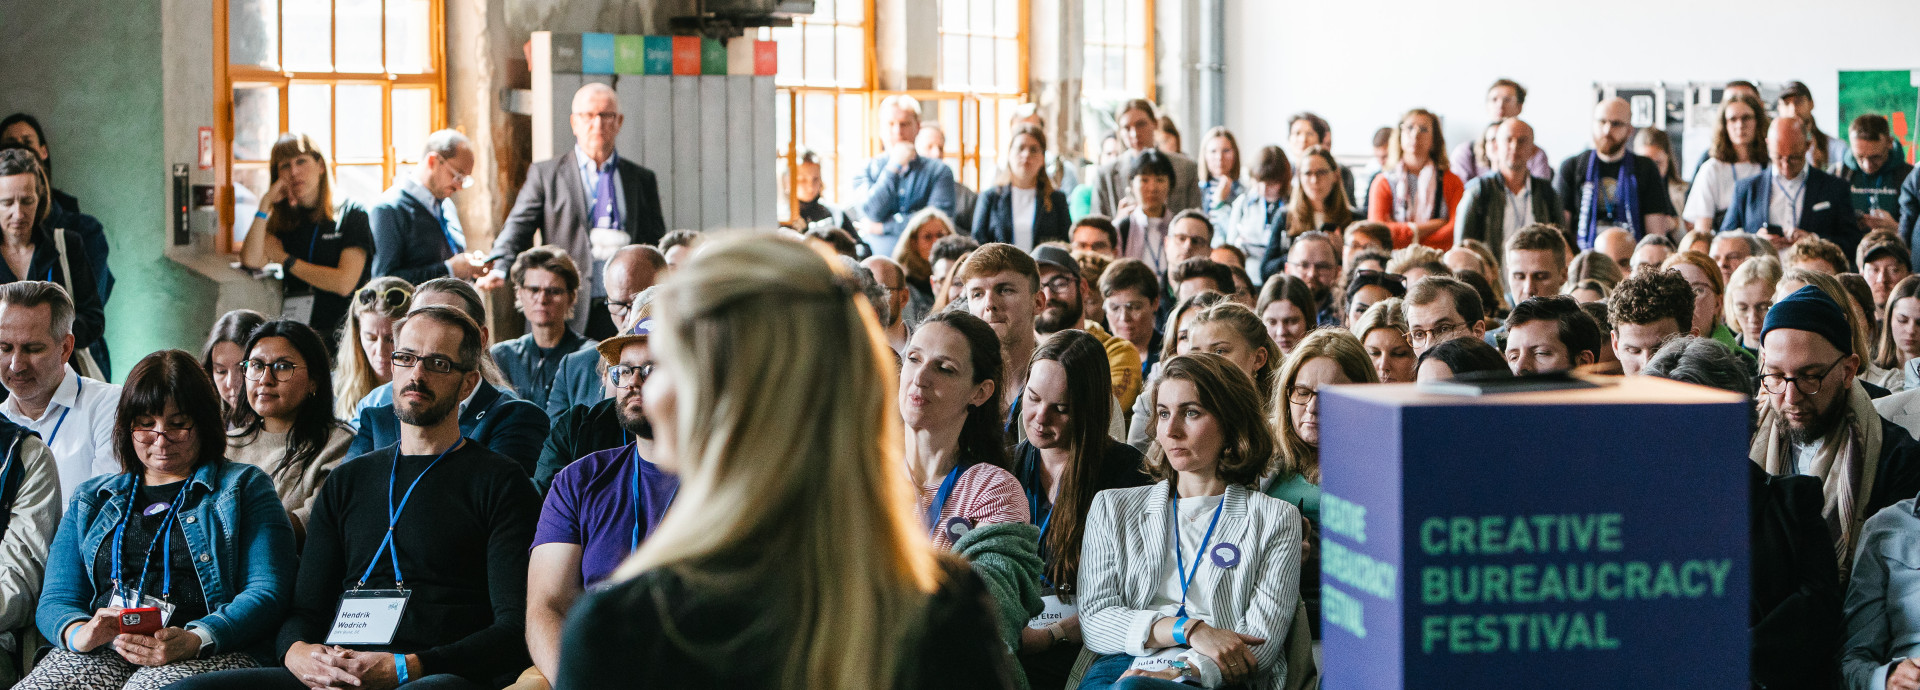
[{"left": 36, "top": 460, "right": 295, "bottom": 659}]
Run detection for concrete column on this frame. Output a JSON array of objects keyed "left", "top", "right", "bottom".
[{"left": 1028, "top": 0, "right": 1084, "bottom": 157}]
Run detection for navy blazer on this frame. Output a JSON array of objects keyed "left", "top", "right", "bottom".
[
  {"left": 348, "top": 380, "right": 551, "bottom": 480},
  {"left": 1721, "top": 167, "right": 1860, "bottom": 263},
  {"left": 368, "top": 183, "right": 460, "bottom": 285},
  {"left": 969, "top": 185, "right": 1070, "bottom": 248}
]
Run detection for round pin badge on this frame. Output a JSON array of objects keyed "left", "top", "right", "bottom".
[
  {"left": 143, "top": 503, "right": 171, "bottom": 517},
  {"left": 944, "top": 516, "right": 974, "bottom": 541},
  {"left": 1210, "top": 542, "right": 1242, "bottom": 569}
]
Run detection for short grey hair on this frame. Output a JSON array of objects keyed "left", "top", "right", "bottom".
[
  {"left": 422, "top": 129, "right": 470, "bottom": 161},
  {"left": 838, "top": 256, "right": 891, "bottom": 326},
  {"left": 1713, "top": 230, "right": 1776, "bottom": 260},
  {"left": 1641, "top": 335, "right": 1757, "bottom": 431},
  {"left": 877, "top": 94, "right": 922, "bottom": 121},
  {"left": 0, "top": 281, "right": 74, "bottom": 341}
]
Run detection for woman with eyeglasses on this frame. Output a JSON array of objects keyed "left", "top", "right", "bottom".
[
  {"left": 198, "top": 310, "right": 267, "bottom": 430},
  {"left": 24, "top": 350, "right": 294, "bottom": 689},
  {"left": 238, "top": 134, "right": 374, "bottom": 347},
  {"left": 224, "top": 321, "right": 353, "bottom": 541},
  {"left": 1263, "top": 147, "right": 1355, "bottom": 278},
  {"left": 332, "top": 278, "right": 411, "bottom": 422},
  {"left": 1368, "top": 110, "right": 1463, "bottom": 250}
]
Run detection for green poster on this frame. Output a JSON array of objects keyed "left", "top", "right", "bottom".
[{"left": 1838, "top": 70, "right": 1918, "bottom": 163}]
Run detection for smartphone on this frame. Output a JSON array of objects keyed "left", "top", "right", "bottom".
[{"left": 119, "top": 607, "right": 162, "bottom": 635}]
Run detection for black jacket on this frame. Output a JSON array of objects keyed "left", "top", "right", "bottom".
[
  {"left": 1749, "top": 462, "right": 1841, "bottom": 690},
  {"left": 970, "top": 185, "right": 1070, "bottom": 248},
  {"left": 0, "top": 224, "right": 102, "bottom": 352},
  {"left": 533, "top": 397, "right": 628, "bottom": 495}
]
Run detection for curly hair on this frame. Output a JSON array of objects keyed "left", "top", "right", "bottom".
[{"left": 1608, "top": 268, "right": 1695, "bottom": 333}]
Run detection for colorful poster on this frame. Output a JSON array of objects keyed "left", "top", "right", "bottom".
[{"left": 1838, "top": 70, "right": 1918, "bottom": 164}]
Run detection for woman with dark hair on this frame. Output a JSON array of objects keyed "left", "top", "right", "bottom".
[
  {"left": 1415, "top": 336, "right": 1512, "bottom": 382},
  {"left": 199, "top": 310, "right": 268, "bottom": 430},
  {"left": 1079, "top": 353, "right": 1303, "bottom": 689},
  {"left": 238, "top": 133, "right": 374, "bottom": 346},
  {"left": 0, "top": 149, "right": 104, "bottom": 364},
  {"left": 1255, "top": 276, "right": 1316, "bottom": 356},
  {"left": 1116, "top": 150, "right": 1179, "bottom": 274},
  {"left": 1262, "top": 147, "right": 1355, "bottom": 279},
  {"left": 1012, "top": 330, "right": 1151, "bottom": 688},
  {"left": 1342, "top": 270, "right": 1407, "bottom": 327},
  {"left": 901, "top": 310, "right": 1029, "bottom": 552},
  {"left": 973, "top": 124, "right": 1070, "bottom": 250},
  {"left": 225, "top": 321, "right": 353, "bottom": 540},
  {"left": 25, "top": 350, "right": 294, "bottom": 689},
  {"left": 1682, "top": 94, "right": 1768, "bottom": 233}
]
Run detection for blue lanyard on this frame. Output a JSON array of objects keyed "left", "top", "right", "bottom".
[
  {"left": 1772, "top": 170, "right": 1806, "bottom": 229},
  {"left": 111, "top": 476, "right": 192, "bottom": 604},
  {"left": 1004, "top": 395, "right": 1022, "bottom": 437},
  {"left": 1170, "top": 484, "right": 1226, "bottom": 619},
  {"left": 627, "top": 441, "right": 677, "bottom": 552},
  {"left": 924, "top": 464, "right": 965, "bottom": 537},
  {"left": 45, "top": 406, "right": 71, "bottom": 449},
  {"left": 358, "top": 439, "right": 463, "bottom": 588}
]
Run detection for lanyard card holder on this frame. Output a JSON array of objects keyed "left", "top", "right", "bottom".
[{"left": 326, "top": 588, "right": 411, "bottom": 645}]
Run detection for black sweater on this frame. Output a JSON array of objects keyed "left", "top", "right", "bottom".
[
  {"left": 280, "top": 440, "right": 540, "bottom": 687},
  {"left": 555, "top": 555, "right": 1018, "bottom": 690}
]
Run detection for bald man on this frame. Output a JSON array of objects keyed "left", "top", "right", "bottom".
[
  {"left": 544, "top": 245, "right": 666, "bottom": 417},
  {"left": 1555, "top": 98, "right": 1677, "bottom": 250},
  {"left": 485, "top": 82, "right": 668, "bottom": 339},
  {"left": 1454, "top": 118, "right": 1566, "bottom": 253},
  {"left": 1595, "top": 228, "right": 1635, "bottom": 274},
  {"left": 1722, "top": 116, "right": 1859, "bottom": 260}
]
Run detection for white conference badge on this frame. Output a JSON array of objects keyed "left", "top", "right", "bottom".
[
  {"left": 281, "top": 294, "right": 316, "bottom": 325},
  {"left": 1027, "top": 588, "right": 1078, "bottom": 630},
  {"left": 326, "top": 589, "right": 411, "bottom": 645}
]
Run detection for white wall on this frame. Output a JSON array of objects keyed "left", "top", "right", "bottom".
[{"left": 1225, "top": 0, "right": 1920, "bottom": 171}]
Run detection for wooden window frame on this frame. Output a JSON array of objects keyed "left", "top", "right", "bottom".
[{"left": 1081, "top": 0, "right": 1155, "bottom": 103}]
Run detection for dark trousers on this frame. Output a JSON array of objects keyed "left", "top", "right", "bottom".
[
  {"left": 165, "top": 667, "right": 485, "bottom": 690},
  {"left": 584, "top": 297, "right": 617, "bottom": 340}
]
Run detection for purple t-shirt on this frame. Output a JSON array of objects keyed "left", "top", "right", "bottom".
[{"left": 533, "top": 443, "right": 679, "bottom": 586}]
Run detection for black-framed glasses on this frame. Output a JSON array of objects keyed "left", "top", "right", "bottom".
[
  {"left": 131, "top": 417, "right": 195, "bottom": 443},
  {"left": 356, "top": 286, "right": 412, "bottom": 309},
  {"left": 390, "top": 351, "right": 472, "bottom": 375},
  {"left": 608, "top": 363, "right": 654, "bottom": 389},
  {"left": 1041, "top": 275, "right": 1077, "bottom": 293},
  {"left": 241, "top": 359, "right": 304, "bottom": 382},
  {"left": 517, "top": 285, "right": 572, "bottom": 300},
  {"left": 1758, "top": 356, "right": 1846, "bottom": 396},
  {"left": 607, "top": 297, "right": 634, "bottom": 315}
]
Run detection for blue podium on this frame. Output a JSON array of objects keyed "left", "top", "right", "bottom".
[{"left": 1318, "top": 377, "right": 1750, "bottom": 688}]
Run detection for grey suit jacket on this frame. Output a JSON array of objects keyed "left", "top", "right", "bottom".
[
  {"left": 1078, "top": 482, "right": 1302, "bottom": 689},
  {"left": 1453, "top": 172, "right": 1566, "bottom": 252},
  {"left": 1088, "top": 150, "right": 1204, "bottom": 219},
  {"left": 490, "top": 150, "right": 667, "bottom": 330}
]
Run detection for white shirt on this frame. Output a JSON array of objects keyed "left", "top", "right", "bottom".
[
  {"left": 1131, "top": 494, "right": 1224, "bottom": 672},
  {"left": 1682, "top": 160, "right": 1763, "bottom": 223},
  {"left": 0, "top": 365, "right": 121, "bottom": 502},
  {"left": 1767, "top": 166, "right": 1809, "bottom": 230},
  {"left": 1126, "top": 209, "right": 1173, "bottom": 276},
  {"left": 1010, "top": 185, "right": 1038, "bottom": 250}
]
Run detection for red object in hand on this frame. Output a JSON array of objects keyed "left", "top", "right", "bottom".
[{"left": 119, "top": 607, "right": 162, "bottom": 635}]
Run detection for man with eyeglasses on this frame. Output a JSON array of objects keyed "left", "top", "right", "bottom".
[
  {"left": 0, "top": 281, "right": 117, "bottom": 502},
  {"left": 863, "top": 255, "right": 913, "bottom": 354},
  {"left": 1033, "top": 245, "right": 1141, "bottom": 417},
  {"left": 520, "top": 307, "right": 676, "bottom": 690},
  {"left": 369, "top": 129, "right": 485, "bottom": 286},
  {"left": 1555, "top": 97, "right": 1678, "bottom": 249},
  {"left": 1753, "top": 285, "right": 1920, "bottom": 581},
  {"left": 544, "top": 246, "right": 664, "bottom": 417},
  {"left": 1283, "top": 231, "right": 1342, "bottom": 326},
  {"left": 490, "top": 247, "right": 595, "bottom": 413},
  {"left": 186, "top": 305, "right": 541, "bottom": 690},
  {"left": 1723, "top": 117, "right": 1860, "bottom": 259},
  {"left": 1402, "top": 276, "right": 1487, "bottom": 357},
  {"left": 481, "top": 82, "right": 668, "bottom": 340}
]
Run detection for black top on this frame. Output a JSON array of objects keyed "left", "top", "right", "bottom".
[
  {"left": 90, "top": 480, "right": 209, "bottom": 626},
  {"left": 281, "top": 440, "right": 541, "bottom": 686},
  {"left": 1552, "top": 152, "right": 1676, "bottom": 231},
  {"left": 1748, "top": 462, "right": 1841, "bottom": 689},
  {"left": 278, "top": 201, "right": 375, "bottom": 342},
  {"left": 556, "top": 555, "right": 1018, "bottom": 690},
  {"left": 534, "top": 397, "right": 627, "bottom": 496},
  {"left": 0, "top": 224, "right": 103, "bottom": 351}
]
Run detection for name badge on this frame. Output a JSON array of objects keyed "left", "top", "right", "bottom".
[
  {"left": 326, "top": 589, "right": 411, "bottom": 645},
  {"left": 1026, "top": 592, "right": 1078, "bottom": 629},
  {"left": 109, "top": 593, "right": 175, "bottom": 627},
  {"left": 1813, "top": 201, "right": 1831, "bottom": 211},
  {"left": 1128, "top": 646, "right": 1189, "bottom": 672},
  {"left": 282, "top": 294, "right": 316, "bottom": 325}
]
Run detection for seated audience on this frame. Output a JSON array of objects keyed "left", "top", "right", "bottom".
[
  {"left": 1343, "top": 270, "right": 1407, "bottom": 328},
  {"left": 199, "top": 310, "right": 267, "bottom": 429},
  {"left": 1454, "top": 118, "right": 1561, "bottom": 253},
  {"left": 226, "top": 321, "right": 353, "bottom": 540},
  {"left": 1078, "top": 353, "right": 1303, "bottom": 689},
  {"left": 1775, "top": 268, "right": 1889, "bottom": 393},
  {"left": 1091, "top": 100, "right": 1203, "bottom": 219},
  {"left": 1263, "top": 147, "right": 1354, "bottom": 281},
  {"left": 490, "top": 246, "right": 596, "bottom": 411},
  {"left": 1282, "top": 231, "right": 1342, "bottom": 326},
  {"left": 182, "top": 306, "right": 542, "bottom": 690},
  {"left": 1369, "top": 109, "right": 1462, "bottom": 249},
  {"left": 1662, "top": 251, "right": 1747, "bottom": 360},
  {"left": 1342, "top": 221, "right": 1392, "bottom": 267},
  {"left": 555, "top": 237, "right": 1016, "bottom": 688},
  {"left": 1557, "top": 98, "right": 1679, "bottom": 247},
  {"left": 29, "top": 350, "right": 294, "bottom": 689},
  {"left": 1102, "top": 258, "right": 1166, "bottom": 379},
  {"left": 1630, "top": 235, "right": 1674, "bottom": 274},
  {"left": 332, "top": 279, "right": 411, "bottom": 423},
  {"left": 1356, "top": 298, "right": 1417, "bottom": 382},
  {"left": 899, "top": 209, "right": 961, "bottom": 323},
  {"left": 1726, "top": 256, "right": 1784, "bottom": 356},
  {"left": 1034, "top": 246, "right": 1140, "bottom": 412},
  {"left": 1403, "top": 276, "right": 1488, "bottom": 356},
  {"left": 1683, "top": 94, "right": 1769, "bottom": 233},
  {"left": 1224, "top": 146, "right": 1291, "bottom": 280},
  {"left": 0, "top": 151, "right": 103, "bottom": 362},
  {"left": 1414, "top": 335, "right": 1511, "bottom": 382},
  {"left": 866, "top": 255, "right": 914, "bottom": 353},
  {"left": 1185, "top": 302, "right": 1281, "bottom": 402},
  {"left": 1567, "top": 250, "right": 1624, "bottom": 295},
  {"left": 902, "top": 310, "right": 1030, "bottom": 552},
  {"left": 1722, "top": 117, "right": 1860, "bottom": 259},
  {"left": 1633, "top": 127, "right": 1690, "bottom": 220},
  {"left": 1072, "top": 216, "right": 1120, "bottom": 258},
  {"left": 0, "top": 281, "right": 119, "bottom": 502},
  {"left": 535, "top": 292, "right": 655, "bottom": 495},
  {"left": 1197, "top": 127, "right": 1244, "bottom": 232},
  {"left": 973, "top": 125, "right": 1071, "bottom": 250},
  {"left": 1503, "top": 296, "right": 1604, "bottom": 375},
  {"left": 239, "top": 134, "right": 373, "bottom": 346},
  {"left": 1858, "top": 232, "right": 1912, "bottom": 313},
  {"left": 1785, "top": 236, "right": 1850, "bottom": 275},
  {"left": 1255, "top": 275, "right": 1315, "bottom": 357},
  {"left": 1608, "top": 268, "right": 1697, "bottom": 376},
  {"left": 1710, "top": 231, "right": 1763, "bottom": 280},
  {"left": 1116, "top": 152, "right": 1180, "bottom": 276},
  {"left": 1286, "top": 112, "right": 1360, "bottom": 206},
  {"left": 657, "top": 229, "right": 701, "bottom": 272},
  {"left": 544, "top": 245, "right": 662, "bottom": 417},
  {"left": 1011, "top": 330, "right": 1151, "bottom": 688},
  {"left": 1170, "top": 258, "right": 1233, "bottom": 305}
]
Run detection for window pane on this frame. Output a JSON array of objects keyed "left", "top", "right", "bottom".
[
  {"left": 334, "top": 165, "right": 383, "bottom": 205},
  {"left": 386, "top": 0, "right": 431, "bottom": 73},
  {"left": 835, "top": 27, "right": 865, "bottom": 88},
  {"left": 228, "top": 0, "right": 278, "bottom": 68},
  {"left": 336, "top": 0, "right": 383, "bottom": 72},
  {"left": 391, "top": 89, "right": 431, "bottom": 164},
  {"left": 837, "top": 0, "right": 865, "bottom": 24},
  {"left": 971, "top": 0, "right": 992, "bottom": 36},
  {"left": 775, "top": 91, "right": 792, "bottom": 152},
  {"left": 334, "top": 84, "right": 384, "bottom": 162},
  {"left": 232, "top": 165, "right": 270, "bottom": 245},
  {"left": 839, "top": 93, "right": 868, "bottom": 167},
  {"left": 773, "top": 26, "right": 801, "bottom": 86},
  {"left": 996, "top": 0, "right": 1017, "bottom": 34},
  {"left": 803, "top": 24, "right": 833, "bottom": 85},
  {"left": 941, "top": 34, "right": 967, "bottom": 89},
  {"left": 282, "top": 0, "right": 332, "bottom": 71},
  {"left": 1122, "top": 0, "right": 1143, "bottom": 43},
  {"left": 943, "top": 0, "right": 967, "bottom": 33},
  {"left": 802, "top": 93, "right": 835, "bottom": 159},
  {"left": 996, "top": 39, "right": 1018, "bottom": 92},
  {"left": 971, "top": 35, "right": 992, "bottom": 90},
  {"left": 232, "top": 85, "right": 281, "bottom": 162},
  {"left": 813, "top": 0, "right": 837, "bottom": 23},
  {"left": 288, "top": 83, "right": 333, "bottom": 157}
]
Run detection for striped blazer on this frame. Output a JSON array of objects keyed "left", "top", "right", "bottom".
[{"left": 1077, "top": 481, "right": 1303, "bottom": 689}]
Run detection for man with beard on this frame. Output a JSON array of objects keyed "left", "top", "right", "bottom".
[
  {"left": 186, "top": 306, "right": 541, "bottom": 690},
  {"left": 862, "top": 255, "right": 912, "bottom": 354},
  {"left": 519, "top": 308, "right": 676, "bottom": 690},
  {"left": 1554, "top": 97, "right": 1678, "bottom": 249},
  {"left": 1033, "top": 245, "right": 1141, "bottom": 414},
  {"left": 959, "top": 243, "right": 1046, "bottom": 444},
  {"left": 544, "top": 245, "right": 664, "bottom": 417},
  {"left": 1753, "top": 285, "right": 1920, "bottom": 581},
  {"left": 1283, "top": 231, "right": 1341, "bottom": 326},
  {"left": 534, "top": 302, "right": 659, "bottom": 495}
]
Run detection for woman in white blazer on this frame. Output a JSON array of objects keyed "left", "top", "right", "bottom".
[{"left": 1077, "top": 353, "right": 1303, "bottom": 690}]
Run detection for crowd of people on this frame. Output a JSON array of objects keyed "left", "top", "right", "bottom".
[{"left": 0, "top": 73, "right": 1917, "bottom": 689}]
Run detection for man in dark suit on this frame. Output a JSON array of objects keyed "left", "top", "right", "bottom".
[
  {"left": 368, "top": 129, "right": 482, "bottom": 285},
  {"left": 1722, "top": 116, "right": 1859, "bottom": 261},
  {"left": 481, "top": 82, "right": 667, "bottom": 339}
]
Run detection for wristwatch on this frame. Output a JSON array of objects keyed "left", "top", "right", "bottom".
[{"left": 1045, "top": 623, "right": 1066, "bottom": 648}]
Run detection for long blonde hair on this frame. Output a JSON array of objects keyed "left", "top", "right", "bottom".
[
  {"left": 333, "top": 276, "right": 413, "bottom": 419},
  {"left": 615, "top": 234, "right": 938, "bottom": 690},
  {"left": 1269, "top": 328, "right": 1376, "bottom": 484}
]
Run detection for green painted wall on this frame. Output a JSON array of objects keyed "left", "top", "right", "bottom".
[{"left": 0, "top": 0, "right": 216, "bottom": 380}]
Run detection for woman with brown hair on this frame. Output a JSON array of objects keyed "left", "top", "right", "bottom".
[
  {"left": 1199, "top": 127, "right": 1245, "bottom": 228},
  {"left": 1873, "top": 275, "right": 1920, "bottom": 385},
  {"left": 973, "top": 125, "right": 1069, "bottom": 250},
  {"left": 1263, "top": 147, "right": 1356, "bottom": 280},
  {"left": 1633, "top": 127, "right": 1689, "bottom": 222},
  {"left": 1682, "top": 94, "right": 1769, "bottom": 233},
  {"left": 1368, "top": 109, "right": 1462, "bottom": 250},
  {"left": 198, "top": 309, "right": 267, "bottom": 429},
  {"left": 238, "top": 133, "right": 374, "bottom": 346},
  {"left": 0, "top": 149, "right": 104, "bottom": 364}
]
